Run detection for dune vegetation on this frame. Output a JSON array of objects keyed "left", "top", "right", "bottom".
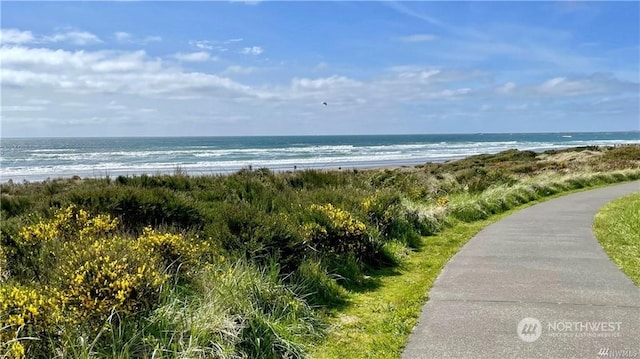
[{"left": 1, "top": 145, "right": 639, "bottom": 358}]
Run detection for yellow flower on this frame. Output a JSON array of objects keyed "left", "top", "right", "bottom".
[
  {"left": 436, "top": 196, "right": 450, "bottom": 207},
  {"left": 9, "top": 341, "right": 25, "bottom": 359}
]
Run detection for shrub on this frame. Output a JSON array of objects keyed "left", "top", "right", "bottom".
[
  {"left": 135, "top": 226, "right": 211, "bottom": 276},
  {"left": 56, "top": 235, "right": 167, "bottom": 328},
  {"left": 66, "top": 186, "right": 204, "bottom": 233},
  {"left": 18, "top": 204, "right": 118, "bottom": 245},
  {"left": 363, "top": 193, "right": 423, "bottom": 247},
  {"left": 5, "top": 206, "right": 172, "bottom": 341},
  {"left": 0, "top": 194, "right": 32, "bottom": 218},
  {"left": 208, "top": 202, "right": 306, "bottom": 270},
  {"left": 0, "top": 284, "right": 65, "bottom": 358},
  {"left": 304, "top": 203, "right": 374, "bottom": 260},
  {"left": 286, "top": 170, "right": 351, "bottom": 190},
  {"left": 5, "top": 205, "right": 119, "bottom": 282}
]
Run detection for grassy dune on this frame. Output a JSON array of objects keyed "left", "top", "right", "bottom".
[
  {"left": 594, "top": 192, "right": 640, "bottom": 285},
  {"left": 0, "top": 145, "right": 639, "bottom": 358}
]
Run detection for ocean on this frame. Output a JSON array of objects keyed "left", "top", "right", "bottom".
[{"left": 1, "top": 132, "right": 639, "bottom": 182}]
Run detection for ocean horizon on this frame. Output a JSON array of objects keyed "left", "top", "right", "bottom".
[{"left": 2, "top": 131, "right": 639, "bottom": 183}]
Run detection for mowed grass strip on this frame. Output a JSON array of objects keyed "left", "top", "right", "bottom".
[
  {"left": 308, "top": 220, "right": 490, "bottom": 359},
  {"left": 309, "top": 183, "right": 638, "bottom": 359},
  {"left": 594, "top": 192, "right": 640, "bottom": 285}
]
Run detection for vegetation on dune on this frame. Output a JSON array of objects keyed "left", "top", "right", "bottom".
[
  {"left": 594, "top": 192, "right": 640, "bottom": 285},
  {"left": 0, "top": 145, "right": 639, "bottom": 358}
]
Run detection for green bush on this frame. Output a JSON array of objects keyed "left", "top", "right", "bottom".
[
  {"left": 65, "top": 186, "right": 204, "bottom": 233},
  {"left": 363, "top": 193, "right": 422, "bottom": 248},
  {"left": 304, "top": 203, "right": 377, "bottom": 262}
]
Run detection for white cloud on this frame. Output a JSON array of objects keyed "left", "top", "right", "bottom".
[
  {"left": 225, "top": 38, "right": 243, "bottom": 43},
  {"left": 143, "top": 36, "right": 162, "bottom": 43},
  {"left": 3, "top": 27, "right": 638, "bottom": 137},
  {"left": 291, "top": 75, "right": 361, "bottom": 90},
  {"left": 437, "top": 88, "right": 472, "bottom": 98},
  {"left": 396, "top": 69, "right": 441, "bottom": 81},
  {"left": 113, "top": 32, "right": 161, "bottom": 44},
  {"left": 173, "top": 51, "right": 213, "bottom": 62},
  {"left": 189, "top": 38, "right": 242, "bottom": 52},
  {"left": 399, "top": 34, "right": 437, "bottom": 43},
  {"left": 535, "top": 74, "right": 637, "bottom": 96},
  {"left": 224, "top": 65, "right": 256, "bottom": 75},
  {"left": 314, "top": 62, "right": 328, "bottom": 71},
  {"left": 1, "top": 105, "right": 46, "bottom": 112},
  {"left": 62, "top": 102, "right": 89, "bottom": 107},
  {"left": 230, "top": 0, "right": 263, "bottom": 5},
  {"left": 0, "top": 47, "right": 158, "bottom": 73},
  {"left": 190, "top": 40, "right": 214, "bottom": 50},
  {"left": 497, "top": 82, "right": 516, "bottom": 94},
  {"left": 106, "top": 101, "right": 127, "bottom": 110},
  {"left": 0, "top": 29, "right": 35, "bottom": 44},
  {"left": 45, "top": 31, "right": 102, "bottom": 45},
  {"left": 241, "top": 46, "right": 263, "bottom": 55},
  {"left": 490, "top": 74, "right": 639, "bottom": 99},
  {"left": 114, "top": 31, "right": 132, "bottom": 42},
  {"left": 25, "top": 99, "right": 51, "bottom": 105},
  {"left": 0, "top": 46, "right": 251, "bottom": 97}
]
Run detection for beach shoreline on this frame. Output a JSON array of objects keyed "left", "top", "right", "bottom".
[
  {"left": 3, "top": 132, "right": 639, "bottom": 183},
  {"left": 3, "top": 144, "right": 638, "bottom": 184}
]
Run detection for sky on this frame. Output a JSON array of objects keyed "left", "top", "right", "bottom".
[{"left": 1, "top": 1, "right": 639, "bottom": 137}]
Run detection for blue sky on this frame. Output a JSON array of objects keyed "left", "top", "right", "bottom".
[{"left": 1, "top": 1, "right": 638, "bottom": 137}]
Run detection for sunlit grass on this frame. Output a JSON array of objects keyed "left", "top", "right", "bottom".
[
  {"left": 308, "top": 219, "right": 490, "bottom": 359},
  {"left": 594, "top": 192, "right": 640, "bottom": 285},
  {"left": 308, "top": 175, "right": 640, "bottom": 358}
]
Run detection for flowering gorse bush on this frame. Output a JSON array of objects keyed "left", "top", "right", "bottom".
[
  {"left": 436, "top": 196, "right": 450, "bottom": 207},
  {"left": 58, "top": 236, "right": 167, "bottom": 324},
  {"left": 135, "top": 226, "right": 211, "bottom": 275},
  {"left": 1, "top": 205, "right": 214, "bottom": 353},
  {"left": 5, "top": 205, "right": 121, "bottom": 282},
  {"left": 0, "top": 284, "right": 64, "bottom": 359},
  {"left": 18, "top": 204, "right": 118, "bottom": 245},
  {"left": 304, "top": 203, "right": 372, "bottom": 258}
]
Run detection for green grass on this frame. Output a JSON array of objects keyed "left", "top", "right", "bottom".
[
  {"left": 308, "top": 179, "right": 640, "bottom": 358},
  {"left": 308, "top": 219, "right": 490, "bottom": 358},
  {"left": 594, "top": 192, "right": 640, "bottom": 285}
]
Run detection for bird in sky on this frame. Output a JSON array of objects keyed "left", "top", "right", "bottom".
[{"left": 322, "top": 101, "right": 328, "bottom": 106}]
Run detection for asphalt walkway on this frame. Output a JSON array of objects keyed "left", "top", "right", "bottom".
[{"left": 402, "top": 181, "right": 640, "bottom": 359}]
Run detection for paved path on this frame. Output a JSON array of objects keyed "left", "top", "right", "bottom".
[{"left": 402, "top": 181, "right": 640, "bottom": 359}]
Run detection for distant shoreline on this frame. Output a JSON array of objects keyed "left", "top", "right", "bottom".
[
  {"left": 2, "top": 130, "right": 639, "bottom": 140},
  {"left": 3, "top": 144, "right": 639, "bottom": 184}
]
